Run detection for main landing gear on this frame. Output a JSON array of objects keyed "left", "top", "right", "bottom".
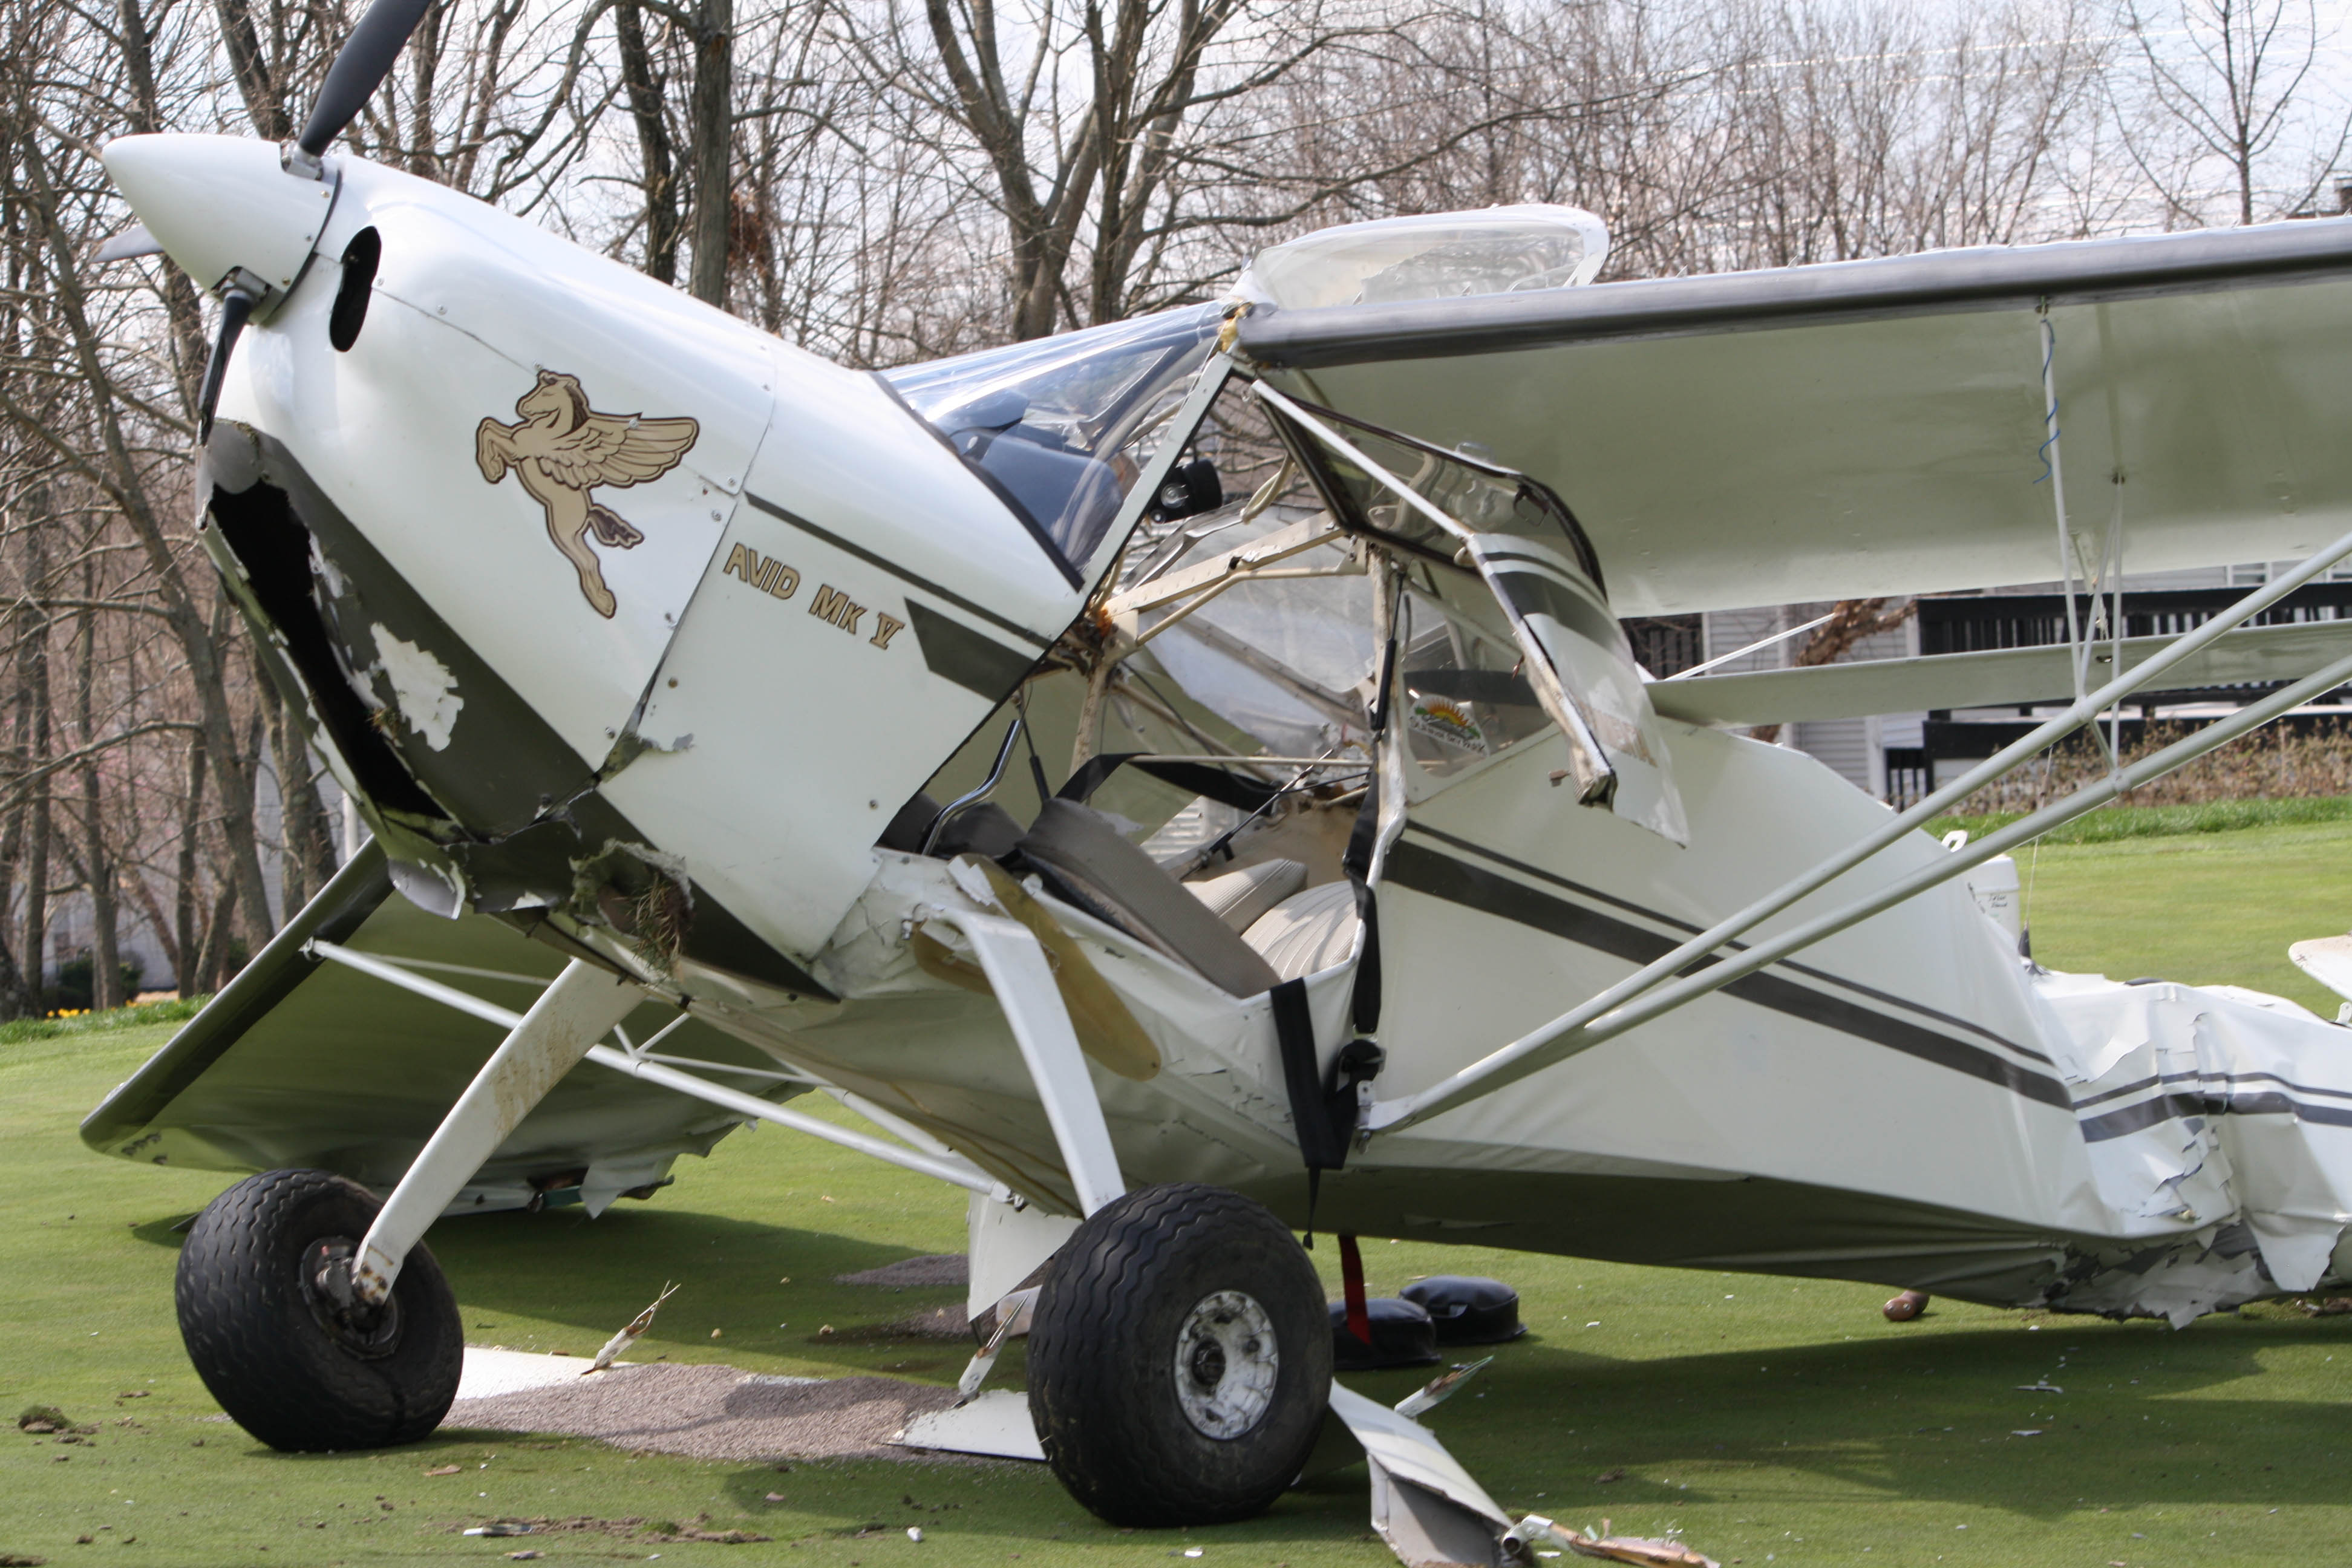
[
  {"left": 176, "top": 1167, "right": 462, "bottom": 1449},
  {"left": 1028, "top": 1182, "right": 1331, "bottom": 1526}
]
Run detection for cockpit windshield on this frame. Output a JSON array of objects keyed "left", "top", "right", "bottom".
[{"left": 883, "top": 304, "right": 1224, "bottom": 571}]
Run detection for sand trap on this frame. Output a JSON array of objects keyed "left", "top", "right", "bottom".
[{"left": 443, "top": 1357, "right": 960, "bottom": 1462}]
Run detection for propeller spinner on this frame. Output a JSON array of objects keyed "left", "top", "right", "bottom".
[{"left": 100, "top": 0, "right": 435, "bottom": 433}]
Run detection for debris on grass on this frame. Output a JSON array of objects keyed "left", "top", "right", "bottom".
[
  {"left": 0, "top": 1553, "right": 49, "bottom": 1565},
  {"left": 1882, "top": 1290, "right": 1929, "bottom": 1322},
  {"left": 15, "top": 1405, "right": 69, "bottom": 1432},
  {"left": 444, "top": 1514, "right": 770, "bottom": 1545},
  {"left": 423, "top": 1464, "right": 462, "bottom": 1477},
  {"left": 2297, "top": 1296, "right": 2352, "bottom": 1316},
  {"left": 1594, "top": 1467, "right": 1627, "bottom": 1484},
  {"left": 587, "top": 1282, "right": 681, "bottom": 1374},
  {"left": 1517, "top": 1517, "right": 1717, "bottom": 1567}
]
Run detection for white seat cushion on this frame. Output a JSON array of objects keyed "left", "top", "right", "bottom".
[
  {"left": 1241, "top": 882, "right": 1361, "bottom": 981},
  {"left": 1183, "top": 858, "right": 1308, "bottom": 932}
]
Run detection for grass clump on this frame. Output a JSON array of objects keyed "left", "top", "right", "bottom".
[
  {"left": 0, "top": 995, "right": 206, "bottom": 1048},
  {"left": 1924, "top": 792, "right": 2352, "bottom": 848}
]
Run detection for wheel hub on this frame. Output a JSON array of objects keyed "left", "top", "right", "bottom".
[
  {"left": 298, "top": 1237, "right": 402, "bottom": 1357},
  {"left": 1172, "top": 1290, "right": 1278, "bottom": 1440}
]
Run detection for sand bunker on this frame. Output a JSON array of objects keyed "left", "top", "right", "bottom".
[{"left": 443, "top": 1361, "right": 960, "bottom": 1462}]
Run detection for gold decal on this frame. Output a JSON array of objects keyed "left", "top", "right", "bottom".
[
  {"left": 476, "top": 370, "right": 699, "bottom": 619},
  {"left": 809, "top": 583, "right": 867, "bottom": 636},
  {"left": 722, "top": 558, "right": 892, "bottom": 652}
]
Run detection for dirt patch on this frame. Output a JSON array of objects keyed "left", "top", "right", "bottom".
[
  {"left": 829, "top": 1304, "right": 971, "bottom": 1342},
  {"left": 442, "top": 1364, "right": 958, "bottom": 1462},
  {"left": 835, "top": 1254, "right": 967, "bottom": 1289}
]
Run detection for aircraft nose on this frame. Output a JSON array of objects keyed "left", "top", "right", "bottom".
[{"left": 102, "top": 134, "right": 336, "bottom": 301}]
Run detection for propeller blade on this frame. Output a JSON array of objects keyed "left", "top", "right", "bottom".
[
  {"left": 196, "top": 286, "right": 260, "bottom": 440},
  {"left": 94, "top": 223, "right": 163, "bottom": 264},
  {"left": 295, "top": 0, "right": 433, "bottom": 159}
]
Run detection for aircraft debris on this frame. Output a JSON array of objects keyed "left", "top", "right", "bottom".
[
  {"left": 1399, "top": 1277, "right": 1526, "bottom": 1344},
  {"left": 1392, "top": 1359, "right": 1494, "bottom": 1420},
  {"left": 586, "top": 1282, "right": 680, "bottom": 1374},
  {"left": 14, "top": 1405, "right": 70, "bottom": 1434},
  {"left": 1881, "top": 1291, "right": 1929, "bottom": 1322},
  {"left": 1513, "top": 1517, "right": 1718, "bottom": 1568}
]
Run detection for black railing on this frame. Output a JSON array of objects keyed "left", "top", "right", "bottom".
[
  {"left": 1919, "top": 583, "right": 2352, "bottom": 656},
  {"left": 1624, "top": 613, "right": 1705, "bottom": 678}
]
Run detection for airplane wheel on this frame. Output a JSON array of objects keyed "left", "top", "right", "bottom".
[
  {"left": 175, "top": 1168, "right": 462, "bottom": 1451},
  {"left": 1027, "top": 1183, "right": 1329, "bottom": 1526}
]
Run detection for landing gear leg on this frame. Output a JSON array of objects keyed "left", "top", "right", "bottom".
[{"left": 174, "top": 960, "right": 642, "bottom": 1451}]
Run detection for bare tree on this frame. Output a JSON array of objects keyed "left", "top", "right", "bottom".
[{"left": 2119, "top": 0, "right": 2350, "bottom": 224}]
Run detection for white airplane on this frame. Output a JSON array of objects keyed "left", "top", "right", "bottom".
[{"left": 82, "top": 0, "right": 2352, "bottom": 1559}]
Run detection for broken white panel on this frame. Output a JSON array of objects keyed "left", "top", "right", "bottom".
[
  {"left": 2039, "top": 972, "right": 2352, "bottom": 1321},
  {"left": 1328, "top": 1382, "right": 1514, "bottom": 1568},
  {"left": 894, "top": 1390, "right": 1044, "bottom": 1462},
  {"left": 967, "top": 1189, "right": 1080, "bottom": 1319},
  {"left": 2290, "top": 935, "right": 2352, "bottom": 1005}
]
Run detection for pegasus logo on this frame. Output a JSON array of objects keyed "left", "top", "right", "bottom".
[{"left": 474, "top": 370, "right": 700, "bottom": 618}]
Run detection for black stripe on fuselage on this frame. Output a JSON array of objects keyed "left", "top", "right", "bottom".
[
  {"left": 742, "top": 490, "right": 1053, "bottom": 650},
  {"left": 1382, "top": 832, "right": 2074, "bottom": 1110},
  {"left": 1403, "top": 821, "right": 2057, "bottom": 1068}
]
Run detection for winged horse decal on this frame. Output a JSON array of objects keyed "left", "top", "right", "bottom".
[{"left": 474, "top": 369, "right": 700, "bottom": 618}]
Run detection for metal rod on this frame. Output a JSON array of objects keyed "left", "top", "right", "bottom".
[
  {"left": 584, "top": 1047, "right": 996, "bottom": 1194},
  {"left": 923, "top": 718, "right": 1025, "bottom": 854},
  {"left": 1664, "top": 612, "right": 1837, "bottom": 681},
  {"left": 307, "top": 939, "right": 527, "bottom": 1030},
  {"left": 1365, "top": 520, "right": 2352, "bottom": 1131},
  {"left": 1371, "top": 645, "right": 2352, "bottom": 1132},
  {"left": 307, "top": 939, "right": 993, "bottom": 1192}
]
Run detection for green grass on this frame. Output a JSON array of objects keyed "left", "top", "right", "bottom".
[
  {"left": 0, "top": 996, "right": 205, "bottom": 1047},
  {"left": 1923, "top": 792, "right": 2352, "bottom": 848},
  {"left": 11, "top": 820, "right": 2352, "bottom": 1564}
]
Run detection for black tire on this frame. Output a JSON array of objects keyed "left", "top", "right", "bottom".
[
  {"left": 1028, "top": 1183, "right": 1330, "bottom": 1527},
  {"left": 175, "top": 1168, "right": 462, "bottom": 1451}
]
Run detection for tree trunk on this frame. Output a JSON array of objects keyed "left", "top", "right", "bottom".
[
  {"left": 685, "top": 0, "right": 733, "bottom": 305},
  {"left": 173, "top": 731, "right": 206, "bottom": 997},
  {"left": 74, "top": 571, "right": 122, "bottom": 1010},
  {"left": 12, "top": 129, "right": 279, "bottom": 958},
  {"left": 614, "top": 0, "right": 682, "bottom": 284}
]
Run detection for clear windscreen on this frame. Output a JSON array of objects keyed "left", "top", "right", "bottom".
[{"left": 883, "top": 305, "right": 1224, "bottom": 567}]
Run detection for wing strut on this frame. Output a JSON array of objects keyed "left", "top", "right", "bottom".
[
  {"left": 1365, "top": 514, "right": 2352, "bottom": 1135},
  {"left": 302, "top": 939, "right": 995, "bottom": 1194}
]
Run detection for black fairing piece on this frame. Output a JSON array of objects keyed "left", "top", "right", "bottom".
[
  {"left": 1328, "top": 1296, "right": 1440, "bottom": 1370},
  {"left": 1399, "top": 1275, "right": 1527, "bottom": 1345}
]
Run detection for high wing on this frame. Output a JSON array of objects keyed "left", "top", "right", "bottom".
[
  {"left": 82, "top": 844, "right": 802, "bottom": 1213},
  {"left": 1238, "top": 220, "right": 2352, "bottom": 617}
]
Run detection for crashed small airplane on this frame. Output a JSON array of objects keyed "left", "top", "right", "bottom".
[{"left": 76, "top": 0, "right": 2352, "bottom": 1558}]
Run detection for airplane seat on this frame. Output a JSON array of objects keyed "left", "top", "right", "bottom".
[
  {"left": 1183, "top": 858, "right": 1308, "bottom": 932},
  {"left": 1013, "top": 799, "right": 1279, "bottom": 997},
  {"left": 1241, "top": 883, "right": 1362, "bottom": 981}
]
